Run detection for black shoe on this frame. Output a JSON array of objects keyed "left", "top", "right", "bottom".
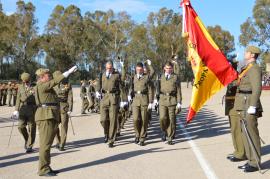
[
  {"left": 39, "top": 171, "right": 57, "bottom": 177},
  {"left": 161, "top": 133, "right": 166, "bottom": 141},
  {"left": 244, "top": 165, "right": 259, "bottom": 173},
  {"left": 134, "top": 137, "right": 139, "bottom": 144},
  {"left": 108, "top": 143, "right": 114, "bottom": 148},
  {"left": 26, "top": 148, "right": 34, "bottom": 153},
  {"left": 167, "top": 141, "right": 174, "bottom": 145},
  {"left": 59, "top": 147, "right": 65, "bottom": 151},
  {"left": 229, "top": 156, "right": 246, "bottom": 162},
  {"left": 55, "top": 144, "right": 60, "bottom": 149},
  {"left": 116, "top": 132, "right": 121, "bottom": 137},
  {"left": 104, "top": 136, "right": 108, "bottom": 143},
  {"left": 139, "top": 141, "right": 145, "bottom": 146},
  {"left": 238, "top": 163, "right": 249, "bottom": 169},
  {"left": 226, "top": 155, "right": 234, "bottom": 160}
]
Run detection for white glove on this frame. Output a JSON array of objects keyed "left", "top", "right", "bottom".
[
  {"left": 247, "top": 106, "right": 256, "bottom": 114},
  {"left": 176, "top": 103, "right": 182, "bottom": 109},
  {"left": 95, "top": 91, "right": 101, "bottom": 99},
  {"left": 12, "top": 111, "right": 19, "bottom": 119},
  {"left": 120, "top": 61, "right": 124, "bottom": 67},
  {"left": 63, "top": 65, "right": 78, "bottom": 78},
  {"left": 148, "top": 103, "right": 152, "bottom": 110},
  {"left": 146, "top": 59, "right": 151, "bottom": 66},
  {"left": 120, "top": 102, "right": 125, "bottom": 108},
  {"left": 67, "top": 111, "right": 71, "bottom": 116},
  {"left": 128, "top": 95, "right": 132, "bottom": 102}
]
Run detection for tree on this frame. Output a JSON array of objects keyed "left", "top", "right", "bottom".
[
  {"left": 239, "top": 0, "right": 270, "bottom": 55},
  {"left": 43, "top": 4, "right": 84, "bottom": 71},
  {"left": 208, "top": 25, "right": 235, "bottom": 59},
  {"left": 146, "top": 8, "right": 185, "bottom": 70}
]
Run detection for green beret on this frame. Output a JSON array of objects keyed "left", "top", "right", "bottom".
[
  {"left": 246, "top": 46, "right": 261, "bottom": 54},
  {"left": 53, "top": 71, "right": 62, "bottom": 79},
  {"left": 35, "top": 68, "right": 50, "bottom": 76},
  {"left": 21, "top": 72, "right": 31, "bottom": 82}
]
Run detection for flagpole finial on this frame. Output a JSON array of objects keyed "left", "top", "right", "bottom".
[{"left": 181, "top": 0, "right": 190, "bottom": 7}]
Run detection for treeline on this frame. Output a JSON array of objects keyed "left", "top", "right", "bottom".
[{"left": 0, "top": 1, "right": 238, "bottom": 81}]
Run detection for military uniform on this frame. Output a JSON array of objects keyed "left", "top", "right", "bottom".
[
  {"left": 34, "top": 69, "right": 65, "bottom": 176},
  {"left": 2, "top": 84, "right": 7, "bottom": 105},
  {"left": 96, "top": 67, "right": 125, "bottom": 147},
  {"left": 158, "top": 63, "right": 182, "bottom": 144},
  {"left": 117, "top": 75, "right": 130, "bottom": 135},
  {"left": 225, "top": 61, "right": 246, "bottom": 161},
  {"left": 53, "top": 72, "right": 73, "bottom": 151},
  {"left": 12, "top": 83, "right": 18, "bottom": 106},
  {"left": 7, "top": 82, "right": 13, "bottom": 106},
  {"left": 130, "top": 64, "right": 154, "bottom": 145},
  {"left": 80, "top": 82, "right": 89, "bottom": 114},
  {"left": 88, "top": 81, "right": 96, "bottom": 112},
  {"left": 0, "top": 84, "right": 3, "bottom": 106},
  {"left": 15, "top": 74, "right": 37, "bottom": 152},
  {"left": 234, "top": 46, "right": 263, "bottom": 171}
]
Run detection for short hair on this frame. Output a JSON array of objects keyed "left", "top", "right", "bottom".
[
  {"left": 106, "top": 61, "right": 113, "bottom": 66},
  {"left": 253, "top": 53, "right": 259, "bottom": 59},
  {"left": 164, "top": 61, "right": 173, "bottom": 67},
  {"left": 136, "top": 62, "right": 144, "bottom": 68}
]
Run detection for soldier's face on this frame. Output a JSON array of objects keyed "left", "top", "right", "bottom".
[
  {"left": 136, "top": 66, "right": 143, "bottom": 75},
  {"left": 164, "top": 65, "right": 173, "bottom": 74},
  {"left": 40, "top": 73, "right": 51, "bottom": 82},
  {"left": 244, "top": 51, "right": 252, "bottom": 61},
  {"left": 106, "top": 64, "right": 113, "bottom": 73}
]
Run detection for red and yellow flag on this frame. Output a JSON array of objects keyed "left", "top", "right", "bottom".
[{"left": 181, "top": 0, "right": 238, "bottom": 123}]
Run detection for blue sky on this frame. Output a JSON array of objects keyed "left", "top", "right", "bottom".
[{"left": 1, "top": 0, "right": 256, "bottom": 59}]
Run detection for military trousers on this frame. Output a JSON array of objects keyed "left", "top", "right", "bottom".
[
  {"left": 81, "top": 97, "right": 89, "bottom": 113},
  {"left": 117, "top": 107, "right": 128, "bottom": 134},
  {"left": 7, "top": 94, "right": 12, "bottom": 106},
  {"left": 229, "top": 109, "right": 246, "bottom": 159},
  {"left": 159, "top": 105, "right": 176, "bottom": 141},
  {"left": 100, "top": 103, "right": 117, "bottom": 144},
  {"left": 18, "top": 111, "right": 36, "bottom": 149},
  {"left": 55, "top": 112, "right": 69, "bottom": 148},
  {"left": 12, "top": 96, "right": 17, "bottom": 106},
  {"left": 132, "top": 105, "right": 149, "bottom": 142},
  {"left": 36, "top": 119, "right": 58, "bottom": 175},
  {"left": 238, "top": 112, "right": 261, "bottom": 167}
]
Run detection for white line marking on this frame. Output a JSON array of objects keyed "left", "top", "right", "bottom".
[{"left": 179, "top": 120, "right": 218, "bottom": 179}]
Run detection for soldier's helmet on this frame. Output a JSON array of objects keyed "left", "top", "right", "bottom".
[
  {"left": 21, "top": 72, "right": 31, "bottom": 82},
  {"left": 35, "top": 68, "right": 50, "bottom": 76}
]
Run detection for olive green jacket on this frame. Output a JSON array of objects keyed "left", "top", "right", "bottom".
[
  {"left": 130, "top": 65, "right": 155, "bottom": 106},
  {"left": 159, "top": 73, "right": 182, "bottom": 106},
  {"left": 34, "top": 74, "right": 65, "bottom": 121},
  {"left": 54, "top": 83, "right": 73, "bottom": 113},
  {"left": 15, "top": 83, "right": 36, "bottom": 116},
  {"left": 234, "top": 61, "right": 263, "bottom": 115}
]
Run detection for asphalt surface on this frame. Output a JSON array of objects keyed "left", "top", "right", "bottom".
[{"left": 0, "top": 84, "right": 270, "bottom": 179}]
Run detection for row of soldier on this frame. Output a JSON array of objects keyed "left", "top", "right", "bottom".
[
  {"left": 10, "top": 57, "right": 182, "bottom": 176},
  {"left": 8, "top": 45, "right": 263, "bottom": 176},
  {"left": 0, "top": 82, "right": 19, "bottom": 106}
]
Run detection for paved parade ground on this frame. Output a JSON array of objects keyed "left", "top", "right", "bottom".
[{"left": 1, "top": 84, "right": 270, "bottom": 179}]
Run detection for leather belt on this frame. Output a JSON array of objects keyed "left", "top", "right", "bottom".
[
  {"left": 135, "top": 91, "right": 147, "bottom": 95},
  {"left": 38, "top": 103, "right": 58, "bottom": 107},
  {"left": 239, "top": 90, "right": 252, "bottom": 94},
  {"left": 102, "top": 90, "right": 115, "bottom": 94},
  {"left": 160, "top": 91, "right": 176, "bottom": 97}
]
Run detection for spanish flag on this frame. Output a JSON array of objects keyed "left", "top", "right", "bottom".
[{"left": 181, "top": 0, "right": 238, "bottom": 123}]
